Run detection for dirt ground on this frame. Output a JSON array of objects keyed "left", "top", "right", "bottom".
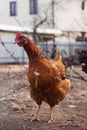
[{"left": 0, "top": 64, "right": 87, "bottom": 130}]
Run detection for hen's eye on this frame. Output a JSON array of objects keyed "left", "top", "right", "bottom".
[{"left": 20, "top": 42, "right": 23, "bottom": 44}]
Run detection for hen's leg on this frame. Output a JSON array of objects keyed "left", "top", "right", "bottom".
[
  {"left": 31, "top": 105, "right": 41, "bottom": 121},
  {"left": 48, "top": 106, "right": 54, "bottom": 123}
]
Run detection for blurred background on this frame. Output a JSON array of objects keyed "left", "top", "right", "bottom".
[{"left": 0, "top": 0, "right": 87, "bottom": 65}]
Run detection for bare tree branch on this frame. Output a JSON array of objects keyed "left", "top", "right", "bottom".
[{"left": 32, "top": 15, "right": 47, "bottom": 43}]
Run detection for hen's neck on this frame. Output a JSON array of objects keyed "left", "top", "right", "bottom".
[{"left": 23, "top": 39, "right": 44, "bottom": 62}]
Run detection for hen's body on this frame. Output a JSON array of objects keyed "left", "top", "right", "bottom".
[
  {"left": 15, "top": 33, "right": 71, "bottom": 122},
  {"left": 28, "top": 58, "right": 68, "bottom": 107}
]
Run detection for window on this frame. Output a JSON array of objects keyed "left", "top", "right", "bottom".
[
  {"left": 10, "top": 1, "right": 17, "bottom": 16},
  {"left": 29, "top": 0, "right": 38, "bottom": 14},
  {"left": 82, "top": 1, "right": 85, "bottom": 10}
]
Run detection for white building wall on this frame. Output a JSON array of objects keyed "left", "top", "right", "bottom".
[
  {"left": 0, "top": 0, "right": 52, "bottom": 28},
  {"left": 0, "top": 1, "right": 16, "bottom": 25},
  {"left": 0, "top": 0, "right": 87, "bottom": 31},
  {"left": 55, "top": 0, "right": 87, "bottom": 31}
]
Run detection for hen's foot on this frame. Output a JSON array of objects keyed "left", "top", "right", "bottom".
[
  {"left": 30, "top": 116, "right": 40, "bottom": 122},
  {"left": 48, "top": 119, "right": 53, "bottom": 123},
  {"left": 30, "top": 105, "right": 41, "bottom": 122}
]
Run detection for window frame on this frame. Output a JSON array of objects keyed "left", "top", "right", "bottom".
[
  {"left": 10, "top": 1, "right": 17, "bottom": 16},
  {"left": 29, "top": 0, "right": 38, "bottom": 14}
]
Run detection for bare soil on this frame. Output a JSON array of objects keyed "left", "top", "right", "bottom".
[{"left": 0, "top": 65, "right": 87, "bottom": 130}]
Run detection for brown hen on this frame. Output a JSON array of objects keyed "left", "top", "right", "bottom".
[{"left": 15, "top": 32, "right": 71, "bottom": 123}]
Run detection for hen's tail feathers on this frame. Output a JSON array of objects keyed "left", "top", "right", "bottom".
[
  {"left": 55, "top": 48, "right": 67, "bottom": 61},
  {"left": 57, "top": 48, "right": 62, "bottom": 56}
]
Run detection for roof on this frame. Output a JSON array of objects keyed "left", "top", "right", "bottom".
[
  {"left": 0, "top": 24, "right": 32, "bottom": 33},
  {"left": 0, "top": 24, "right": 62, "bottom": 36}
]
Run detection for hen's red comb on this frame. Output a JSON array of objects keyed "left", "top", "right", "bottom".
[{"left": 15, "top": 32, "right": 23, "bottom": 41}]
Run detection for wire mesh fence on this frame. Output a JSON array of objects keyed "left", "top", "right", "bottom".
[{"left": 0, "top": 41, "right": 87, "bottom": 64}]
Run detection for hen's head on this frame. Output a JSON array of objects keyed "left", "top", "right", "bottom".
[{"left": 15, "top": 32, "right": 28, "bottom": 47}]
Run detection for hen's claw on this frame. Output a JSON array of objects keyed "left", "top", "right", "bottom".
[
  {"left": 30, "top": 116, "right": 40, "bottom": 122},
  {"left": 48, "top": 119, "right": 53, "bottom": 123}
]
